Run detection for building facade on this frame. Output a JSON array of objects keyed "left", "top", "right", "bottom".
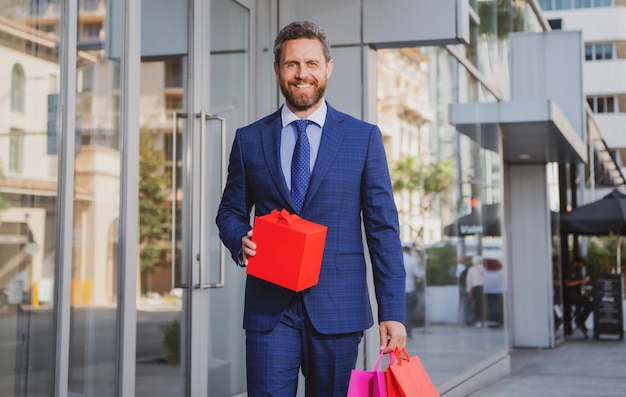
[
  {"left": 539, "top": 0, "right": 626, "bottom": 200},
  {"left": 0, "top": 1, "right": 623, "bottom": 396}
]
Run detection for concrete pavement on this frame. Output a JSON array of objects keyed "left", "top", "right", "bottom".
[{"left": 469, "top": 333, "right": 626, "bottom": 397}]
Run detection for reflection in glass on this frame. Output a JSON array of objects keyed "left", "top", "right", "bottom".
[
  {"left": 378, "top": 46, "right": 506, "bottom": 386},
  {"left": 68, "top": 0, "right": 119, "bottom": 394},
  {"left": 0, "top": 2, "right": 60, "bottom": 395},
  {"left": 135, "top": 59, "right": 185, "bottom": 396}
]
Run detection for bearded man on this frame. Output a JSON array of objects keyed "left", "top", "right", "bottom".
[{"left": 216, "top": 20, "right": 406, "bottom": 397}]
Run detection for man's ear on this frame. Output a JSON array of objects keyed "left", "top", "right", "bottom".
[
  {"left": 273, "top": 62, "right": 279, "bottom": 77},
  {"left": 326, "top": 59, "right": 334, "bottom": 79}
]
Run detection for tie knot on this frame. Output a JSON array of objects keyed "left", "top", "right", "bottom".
[{"left": 292, "top": 119, "right": 312, "bottom": 135}]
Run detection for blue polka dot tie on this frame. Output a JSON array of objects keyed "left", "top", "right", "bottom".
[{"left": 291, "top": 119, "right": 312, "bottom": 213}]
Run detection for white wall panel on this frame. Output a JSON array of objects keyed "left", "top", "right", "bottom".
[
  {"left": 363, "top": 0, "right": 469, "bottom": 47},
  {"left": 544, "top": 8, "right": 626, "bottom": 42},
  {"left": 278, "top": 0, "right": 469, "bottom": 48},
  {"left": 510, "top": 31, "right": 585, "bottom": 140},
  {"left": 107, "top": 0, "right": 187, "bottom": 58},
  {"left": 583, "top": 60, "right": 626, "bottom": 95},
  {"left": 324, "top": 46, "right": 363, "bottom": 119},
  {"left": 277, "top": 0, "right": 361, "bottom": 45},
  {"left": 595, "top": 113, "right": 626, "bottom": 148}
]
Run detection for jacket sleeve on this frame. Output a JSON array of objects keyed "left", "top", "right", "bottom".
[
  {"left": 216, "top": 130, "right": 254, "bottom": 262},
  {"left": 361, "top": 125, "right": 406, "bottom": 324}
]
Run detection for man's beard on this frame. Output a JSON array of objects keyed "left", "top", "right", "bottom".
[{"left": 280, "top": 80, "right": 326, "bottom": 111}]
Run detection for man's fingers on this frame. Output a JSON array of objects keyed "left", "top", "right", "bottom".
[
  {"left": 379, "top": 321, "right": 407, "bottom": 353},
  {"left": 241, "top": 231, "right": 256, "bottom": 263}
]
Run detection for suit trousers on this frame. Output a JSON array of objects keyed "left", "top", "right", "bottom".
[{"left": 245, "top": 294, "right": 363, "bottom": 397}]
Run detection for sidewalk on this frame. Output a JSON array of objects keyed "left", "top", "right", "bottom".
[{"left": 469, "top": 333, "right": 626, "bottom": 396}]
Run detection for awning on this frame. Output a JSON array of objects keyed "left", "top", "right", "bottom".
[{"left": 449, "top": 99, "right": 587, "bottom": 164}]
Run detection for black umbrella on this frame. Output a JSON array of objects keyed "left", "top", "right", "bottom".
[
  {"left": 560, "top": 189, "right": 626, "bottom": 236},
  {"left": 561, "top": 189, "right": 626, "bottom": 268},
  {"left": 443, "top": 203, "right": 502, "bottom": 237}
]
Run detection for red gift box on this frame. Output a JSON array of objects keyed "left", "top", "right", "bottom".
[{"left": 246, "top": 209, "right": 328, "bottom": 291}]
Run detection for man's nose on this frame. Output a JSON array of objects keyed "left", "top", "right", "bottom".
[{"left": 294, "top": 64, "right": 307, "bottom": 78}]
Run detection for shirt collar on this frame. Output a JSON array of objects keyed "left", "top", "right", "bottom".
[{"left": 281, "top": 100, "right": 327, "bottom": 128}]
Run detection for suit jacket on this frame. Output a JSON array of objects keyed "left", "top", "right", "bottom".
[{"left": 216, "top": 102, "right": 405, "bottom": 335}]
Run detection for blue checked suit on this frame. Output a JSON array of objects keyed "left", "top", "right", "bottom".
[
  {"left": 216, "top": 102, "right": 405, "bottom": 394},
  {"left": 217, "top": 102, "right": 405, "bottom": 332}
]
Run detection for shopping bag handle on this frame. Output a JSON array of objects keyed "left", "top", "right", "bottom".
[
  {"left": 392, "top": 347, "right": 413, "bottom": 367},
  {"left": 373, "top": 347, "right": 386, "bottom": 371}
]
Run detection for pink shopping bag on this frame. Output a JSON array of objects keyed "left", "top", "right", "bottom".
[{"left": 347, "top": 348, "right": 388, "bottom": 397}]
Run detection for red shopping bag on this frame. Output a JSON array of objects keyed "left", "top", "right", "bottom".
[
  {"left": 386, "top": 348, "right": 439, "bottom": 397},
  {"left": 347, "top": 349, "right": 388, "bottom": 397}
]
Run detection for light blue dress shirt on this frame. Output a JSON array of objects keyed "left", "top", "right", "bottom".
[{"left": 280, "top": 101, "right": 327, "bottom": 189}]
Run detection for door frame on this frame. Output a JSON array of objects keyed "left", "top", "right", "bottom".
[{"left": 185, "top": 0, "right": 258, "bottom": 395}]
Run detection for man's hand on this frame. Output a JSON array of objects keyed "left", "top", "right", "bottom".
[
  {"left": 241, "top": 230, "right": 256, "bottom": 265},
  {"left": 379, "top": 320, "right": 407, "bottom": 353}
]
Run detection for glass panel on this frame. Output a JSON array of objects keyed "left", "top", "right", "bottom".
[
  {"left": 606, "top": 96, "right": 615, "bottom": 112},
  {"left": 538, "top": 0, "right": 553, "bottom": 10},
  {"left": 555, "top": 0, "right": 572, "bottom": 9},
  {"left": 575, "top": 0, "right": 592, "bottom": 8},
  {"left": 548, "top": 163, "right": 564, "bottom": 344},
  {"left": 601, "top": 43, "right": 613, "bottom": 60},
  {"left": 205, "top": 1, "right": 249, "bottom": 395},
  {"left": 134, "top": 58, "right": 185, "bottom": 395},
  {"left": 585, "top": 45, "right": 593, "bottom": 61},
  {"left": 378, "top": 45, "right": 506, "bottom": 386},
  {"left": 68, "top": 0, "right": 120, "bottom": 394},
  {"left": 0, "top": 1, "right": 60, "bottom": 395},
  {"left": 593, "top": 0, "right": 612, "bottom": 7},
  {"left": 134, "top": 0, "right": 188, "bottom": 395}
]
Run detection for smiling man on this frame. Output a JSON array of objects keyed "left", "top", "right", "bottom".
[{"left": 216, "top": 20, "right": 406, "bottom": 397}]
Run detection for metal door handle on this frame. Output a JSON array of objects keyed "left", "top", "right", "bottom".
[
  {"left": 171, "top": 112, "right": 188, "bottom": 289},
  {"left": 197, "top": 111, "right": 226, "bottom": 289}
]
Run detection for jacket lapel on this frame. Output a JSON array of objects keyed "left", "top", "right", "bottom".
[
  {"left": 303, "top": 104, "right": 345, "bottom": 210},
  {"left": 260, "top": 109, "right": 294, "bottom": 208}
]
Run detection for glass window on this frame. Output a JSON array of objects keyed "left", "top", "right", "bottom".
[
  {"left": 11, "top": 64, "right": 25, "bottom": 112},
  {"left": 538, "top": 0, "right": 553, "bottom": 10},
  {"left": 81, "top": 22, "right": 102, "bottom": 40},
  {"left": 68, "top": 2, "right": 120, "bottom": 395},
  {"left": 80, "top": 0, "right": 100, "bottom": 12},
  {"left": 586, "top": 42, "right": 614, "bottom": 61},
  {"left": 165, "top": 59, "right": 183, "bottom": 87},
  {"left": 597, "top": 43, "right": 613, "bottom": 60},
  {"left": 590, "top": 96, "right": 617, "bottom": 113},
  {"left": 555, "top": 0, "right": 572, "bottom": 9},
  {"left": 593, "top": 0, "right": 612, "bottom": 7},
  {"left": 0, "top": 5, "right": 60, "bottom": 395},
  {"left": 575, "top": 0, "right": 592, "bottom": 8},
  {"left": 378, "top": 46, "right": 506, "bottom": 387},
  {"left": 9, "top": 129, "right": 25, "bottom": 174}
]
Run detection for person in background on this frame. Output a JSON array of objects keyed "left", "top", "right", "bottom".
[
  {"left": 565, "top": 256, "right": 593, "bottom": 339},
  {"left": 457, "top": 255, "right": 473, "bottom": 325},
  {"left": 483, "top": 258, "right": 503, "bottom": 328},
  {"left": 466, "top": 255, "right": 485, "bottom": 328},
  {"left": 216, "top": 20, "right": 406, "bottom": 397},
  {"left": 403, "top": 245, "right": 424, "bottom": 338}
]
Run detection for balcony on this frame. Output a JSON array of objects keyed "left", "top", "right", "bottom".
[{"left": 584, "top": 59, "right": 626, "bottom": 95}]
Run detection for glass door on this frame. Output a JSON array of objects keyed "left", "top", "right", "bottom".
[
  {"left": 0, "top": 4, "right": 60, "bottom": 393},
  {"left": 134, "top": 0, "right": 252, "bottom": 396}
]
